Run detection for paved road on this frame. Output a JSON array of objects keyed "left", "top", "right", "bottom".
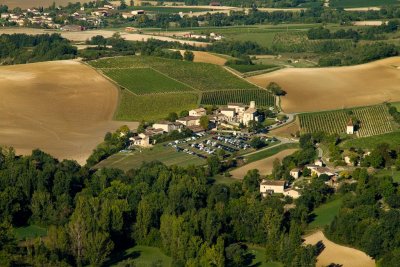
[{"left": 242, "top": 136, "right": 298, "bottom": 157}]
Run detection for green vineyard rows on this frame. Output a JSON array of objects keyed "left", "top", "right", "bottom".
[
  {"left": 299, "top": 105, "right": 395, "bottom": 137},
  {"left": 200, "top": 89, "right": 275, "bottom": 107}
]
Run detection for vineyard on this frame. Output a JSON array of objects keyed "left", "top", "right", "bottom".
[
  {"left": 90, "top": 56, "right": 257, "bottom": 92},
  {"left": 200, "top": 89, "right": 275, "bottom": 107},
  {"left": 272, "top": 32, "right": 353, "bottom": 53},
  {"left": 102, "top": 68, "right": 192, "bottom": 95},
  {"left": 299, "top": 105, "right": 395, "bottom": 137}
]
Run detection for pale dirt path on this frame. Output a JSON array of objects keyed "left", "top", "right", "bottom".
[
  {"left": 230, "top": 148, "right": 298, "bottom": 179},
  {"left": 304, "top": 231, "right": 375, "bottom": 267},
  {"left": 0, "top": 60, "right": 137, "bottom": 165},
  {"left": 247, "top": 57, "right": 400, "bottom": 113}
]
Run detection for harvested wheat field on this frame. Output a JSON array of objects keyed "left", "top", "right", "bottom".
[
  {"left": 175, "top": 50, "right": 227, "bottom": 65},
  {"left": 230, "top": 149, "right": 298, "bottom": 179},
  {"left": 0, "top": 60, "right": 137, "bottom": 164},
  {"left": 247, "top": 57, "right": 400, "bottom": 113},
  {"left": 270, "top": 119, "right": 300, "bottom": 138},
  {"left": 304, "top": 231, "right": 375, "bottom": 267}
]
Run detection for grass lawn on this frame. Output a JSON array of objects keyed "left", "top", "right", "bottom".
[
  {"left": 109, "top": 245, "right": 172, "bottom": 267},
  {"left": 95, "top": 145, "right": 206, "bottom": 172},
  {"left": 248, "top": 244, "right": 284, "bottom": 267},
  {"left": 102, "top": 68, "right": 193, "bottom": 94},
  {"left": 213, "top": 174, "right": 241, "bottom": 185},
  {"left": 375, "top": 168, "right": 400, "bottom": 183},
  {"left": 245, "top": 143, "right": 299, "bottom": 163},
  {"left": 14, "top": 225, "right": 47, "bottom": 241},
  {"left": 115, "top": 90, "right": 199, "bottom": 121},
  {"left": 341, "top": 131, "right": 400, "bottom": 150},
  {"left": 307, "top": 197, "right": 343, "bottom": 231},
  {"left": 330, "top": 0, "right": 399, "bottom": 8}
]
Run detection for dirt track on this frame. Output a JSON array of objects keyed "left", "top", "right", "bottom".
[
  {"left": 247, "top": 57, "right": 400, "bottom": 113},
  {"left": 304, "top": 231, "right": 375, "bottom": 267},
  {"left": 230, "top": 149, "right": 298, "bottom": 179},
  {"left": 0, "top": 60, "right": 137, "bottom": 164}
]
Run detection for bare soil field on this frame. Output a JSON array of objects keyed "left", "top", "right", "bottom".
[
  {"left": 269, "top": 118, "right": 300, "bottom": 138},
  {"left": 353, "top": 20, "right": 386, "bottom": 26},
  {"left": 175, "top": 50, "right": 227, "bottom": 65},
  {"left": 247, "top": 57, "right": 400, "bottom": 113},
  {"left": 304, "top": 231, "right": 375, "bottom": 267},
  {"left": 0, "top": 60, "right": 137, "bottom": 164},
  {"left": 2, "top": 0, "right": 93, "bottom": 9},
  {"left": 0, "top": 28, "right": 209, "bottom": 47},
  {"left": 230, "top": 149, "right": 298, "bottom": 179}
]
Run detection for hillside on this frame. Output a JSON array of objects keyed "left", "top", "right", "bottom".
[
  {"left": 247, "top": 57, "right": 400, "bottom": 113},
  {"left": 0, "top": 60, "right": 136, "bottom": 164},
  {"left": 89, "top": 56, "right": 274, "bottom": 121}
]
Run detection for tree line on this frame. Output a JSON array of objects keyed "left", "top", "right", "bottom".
[{"left": 0, "top": 33, "right": 77, "bottom": 65}]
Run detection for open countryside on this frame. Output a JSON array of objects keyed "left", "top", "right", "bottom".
[
  {"left": 0, "top": 60, "right": 137, "bottom": 164},
  {"left": 247, "top": 57, "right": 400, "bottom": 113},
  {"left": 2, "top": 0, "right": 400, "bottom": 266}
]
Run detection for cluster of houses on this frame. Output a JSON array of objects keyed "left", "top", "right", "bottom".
[
  {"left": 129, "top": 101, "right": 262, "bottom": 148},
  {"left": 0, "top": 9, "right": 58, "bottom": 28},
  {"left": 182, "top": 32, "right": 224, "bottom": 41},
  {"left": 259, "top": 158, "right": 341, "bottom": 199}
]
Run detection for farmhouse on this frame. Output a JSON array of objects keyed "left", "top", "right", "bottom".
[
  {"left": 129, "top": 133, "right": 150, "bottom": 147},
  {"left": 220, "top": 108, "right": 236, "bottom": 120},
  {"left": 176, "top": 116, "right": 200, "bottom": 127},
  {"left": 153, "top": 121, "right": 183, "bottom": 133},
  {"left": 283, "top": 189, "right": 301, "bottom": 199},
  {"left": 260, "top": 180, "right": 287, "bottom": 197},
  {"left": 61, "top": 25, "right": 84, "bottom": 31},
  {"left": 306, "top": 165, "right": 335, "bottom": 178},
  {"left": 218, "top": 101, "right": 261, "bottom": 126},
  {"left": 189, "top": 108, "right": 207, "bottom": 117},
  {"left": 346, "top": 118, "right": 355, "bottom": 135},
  {"left": 290, "top": 168, "right": 301, "bottom": 179}
]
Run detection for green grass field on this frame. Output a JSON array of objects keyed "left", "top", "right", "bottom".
[
  {"left": 341, "top": 131, "right": 400, "bottom": 149},
  {"left": 115, "top": 90, "right": 198, "bottom": 121},
  {"left": 248, "top": 245, "right": 284, "bottom": 267},
  {"left": 109, "top": 245, "right": 172, "bottom": 267},
  {"left": 307, "top": 198, "right": 343, "bottom": 231},
  {"left": 330, "top": 0, "right": 399, "bottom": 8},
  {"left": 14, "top": 225, "right": 47, "bottom": 241},
  {"left": 95, "top": 145, "right": 205, "bottom": 172},
  {"left": 227, "top": 64, "right": 279, "bottom": 73},
  {"left": 299, "top": 104, "right": 396, "bottom": 138},
  {"left": 102, "top": 68, "right": 192, "bottom": 94},
  {"left": 200, "top": 89, "right": 275, "bottom": 107},
  {"left": 375, "top": 168, "right": 400, "bottom": 183},
  {"left": 245, "top": 143, "right": 299, "bottom": 163}
]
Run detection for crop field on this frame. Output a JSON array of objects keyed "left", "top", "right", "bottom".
[
  {"left": 116, "top": 90, "right": 199, "bottom": 121},
  {"left": 94, "top": 145, "right": 205, "bottom": 172},
  {"left": 247, "top": 57, "right": 400, "bottom": 113},
  {"left": 330, "top": 0, "right": 399, "bottom": 8},
  {"left": 89, "top": 56, "right": 261, "bottom": 120},
  {"left": 272, "top": 32, "right": 353, "bottom": 53},
  {"left": 101, "top": 68, "right": 192, "bottom": 94},
  {"left": 200, "top": 89, "right": 275, "bottom": 107},
  {"left": 0, "top": 60, "right": 138, "bottom": 165},
  {"left": 90, "top": 56, "right": 256, "bottom": 91},
  {"left": 227, "top": 64, "right": 279, "bottom": 73},
  {"left": 299, "top": 104, "right": 395, "bottom": 137}
]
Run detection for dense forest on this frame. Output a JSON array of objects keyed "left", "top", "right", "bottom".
[
  {"left": 0, "top": 132, "right": 332, "bottom": 266},
  {"left": 0, "top": 33, "right": 77, "bottom": 65},
  {"left": 326, "top": 168, "right": 400, "bottom": 267}
]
